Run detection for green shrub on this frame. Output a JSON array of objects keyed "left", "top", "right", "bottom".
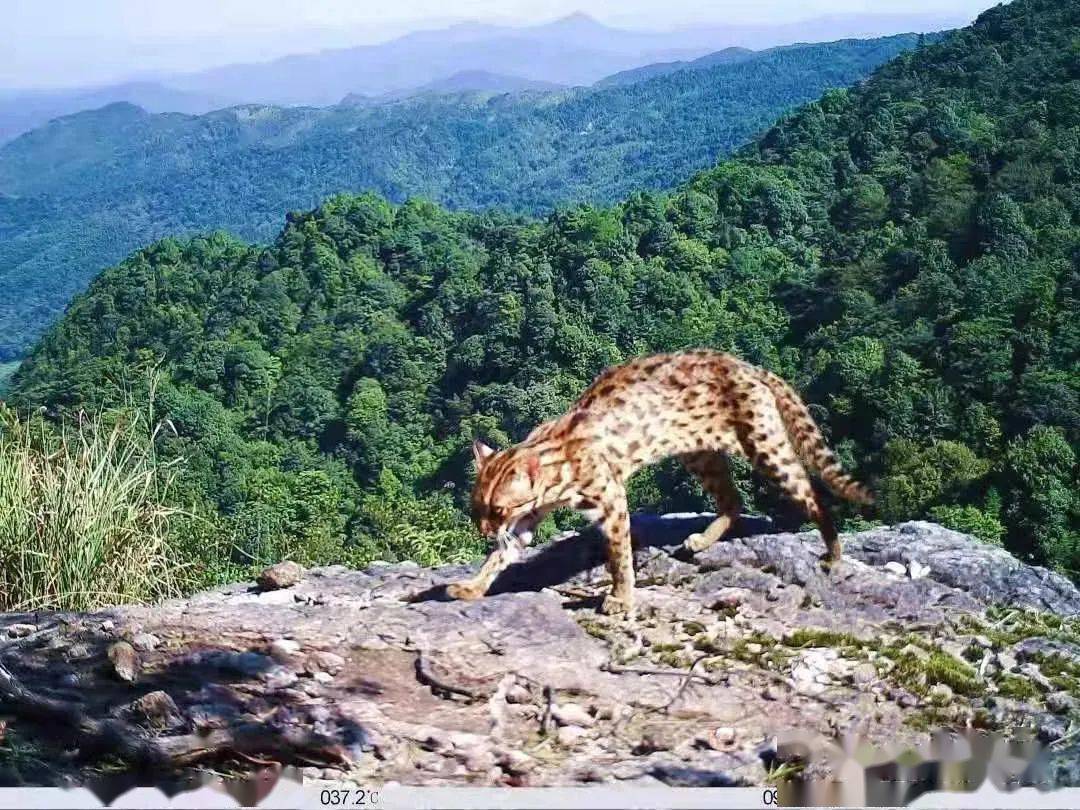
[
  {"left": 348, "top": 469, "right": 485, "bottom": 567},
  {"left": 929, "top": 504, "right": 1005, "bottom": 545}
]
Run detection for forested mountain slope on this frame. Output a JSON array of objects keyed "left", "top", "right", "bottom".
[
  {"left": 10, "top": 0, "right": 1079, "bottom": 582},
  {"left": 0, "top": 34, "right": 926, "bottom": 360}
]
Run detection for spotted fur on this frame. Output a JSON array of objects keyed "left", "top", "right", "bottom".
[{"left": 447, "top": 350, "right": 872, "bottom": 614}]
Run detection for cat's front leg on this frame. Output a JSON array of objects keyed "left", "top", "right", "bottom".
[
  {"left": 446, "top": 529, "right": 523, "bottom": 601},
  {"left": 593, "top": 484, "right": 634, "bottom": 615}
]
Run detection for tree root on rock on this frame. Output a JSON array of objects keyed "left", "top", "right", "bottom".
[{"left": 0, "top": 659, "right": 352, "bottom": 771}]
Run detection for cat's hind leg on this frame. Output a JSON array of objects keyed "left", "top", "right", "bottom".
[{"left": 735, "top": 400, "right": 842, "bottom": 566}]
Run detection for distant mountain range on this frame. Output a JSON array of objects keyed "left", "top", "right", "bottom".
[
  {"left": 0, "top": 82, "right": 236, "bottom": 145},
  {"left": 0, "top": 32, "right": 935, "bottom": 360},
  {"left": 0, "top": 11, "right": 971, "bottom": 144},
  {"left": 342, "top": 71, "right": 567, "bottom": 106},
  {"left": 596, "top": 47, "right": 757, "bottom": 87}
]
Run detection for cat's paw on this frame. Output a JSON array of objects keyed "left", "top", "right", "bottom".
[
  {"left": 683, "top": 532, "right": 713, "bottom": 553},
  {"left": 599, "top": 593, "right": 634, "bottom": 616},
  {"left": 446, "top": 581, "right": 485, "bottom": 601},
  {"left": 817, "top": 552, "right": 842, "bottom": 573}
]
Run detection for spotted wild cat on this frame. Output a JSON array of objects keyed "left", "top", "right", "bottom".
[{"left": 449, "top": 350, "right": 872, "bottom": 615}]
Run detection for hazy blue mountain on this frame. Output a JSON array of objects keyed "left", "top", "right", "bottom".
[
  {"left": 0, "top": 11, "right": 971, "bottom": 141},
  {"left": 342, "top": 71, "right": 567, "bottom": 105},
  {"left": 596, "top": 47, "right": 758, "bottom": 86},
  {"left": 595, "top": 29, "right": 947, "bottom": 88},
  {"left": 160, "top": 11, "right": 970, "bottom": 106},
  {"left": 0, "top": 32, "right": 932, "bottom": 360},
  {"left": 669, "top": 11, "right": 972, "bottom": 49},
  {"left": 163, "top": 14, "right": 702, "bottom": 106},
  {"left": 0, "top": 82, "right": 236, "bottom": 144}
]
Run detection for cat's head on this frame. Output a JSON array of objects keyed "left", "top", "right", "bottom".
[{"left": 469, "top": 439, "right": 545, "bottom": 543}]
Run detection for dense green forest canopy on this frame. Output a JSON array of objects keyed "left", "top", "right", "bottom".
[
  {"left": 10, "top": 0, "right": 1080, "bottom": 583},
  {"left": 0, "top": 34, "right": 926, "bottom": 361}
]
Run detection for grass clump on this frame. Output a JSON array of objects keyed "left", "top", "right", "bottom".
[
  {"left": 890, "top": 648, "right": 984, "bottom": 698},
  {"left": 997, "top": 675, "right": 1039, "bottom": 700},
  {"left": 0, "top": 404, "right": 188, "bottom": 611},
  {"left": 978, "top": 606, "right": 1080, "bottom": 647},
  {"left": 906, "top": 706, "right": 962, "bottom": 732},
  {"left": 731, "top": 631, "right": 779, "bottom": 662},
  {"left": 1032, "top": 653, "right": 1080, "bottom": 696},
  {"left": 765, "top": 758, "right": 806, "bottom": 785},
  {"left": 576, "top": 618, "right": 611, "bottom": 641},
  {"left": 785, "top": 628, "right": 877, "bottom": 656}
]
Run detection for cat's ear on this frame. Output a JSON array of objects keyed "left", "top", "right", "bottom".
[
  {"left": 526, "top": 455, "right": 541, "bottom": 483},
  {"left": 472, "top": 439, "right": 496, "bottom": 466}
]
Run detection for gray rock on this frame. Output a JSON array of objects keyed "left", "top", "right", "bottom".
[
  {"left": 257, "top": 561, "right": 304, "bottom": 591},
  {"left": 556, "top": 725, "right": 589, "bottom": 746},
  {"left": 853, "top": 663, "right": 878, "bottom": 686},
  {"left": 1037, "top": 713, "right": 1070, "bottom": 743},
  {"left": 895, "top": 690, "right": 920, "bottom": 708},
  {"left": 637, "top": 552, "right": 698, "bottom": 585},
  {"left": 261, "top": 665, "right": 299, "bottom": 690},
  {"left": 0, "top": 519, "right": 1077, "bottom": 790},
  {"left": 1015, "top": 637, "right": 1080, "bottom": 662},
  {"left": 1018, "top": 662, "right": 1054, "bottom": 692},
  {"left": 1047, "top": 692, "right": 1077, "bottom": 714},
  {"left": 307, "top": 650, "right": 346, "bottom": 675},
  {"left": 6, "top": 623, "right": 36, "bottom": 638},
  {"left": 997, "top": 651, "right": 1019, "bottom": 672},
  {"left": 186, "top": 650, "right": 272, "bottom": 677},
  {"left": 552, "top": 703, "right": 594, "bottom": 728},
  {"left": 269, "top": 639, "right": 302, "bottom": 662},
  {"left": 107, "top": 641, "right": 139, "bottom": 682},
  {"left": 130, "top": 632, "right": 161, "bottom": 652},
  {"left": 128, "top": 690, "right": 184, "bottom": 730},
  {"left": 842, "top": 522, "right": 1080, "bottom": 615}
]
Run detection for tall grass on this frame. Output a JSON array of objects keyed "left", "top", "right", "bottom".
[{"left": 0, "top": 405, "right": 187, "bottom": 611}]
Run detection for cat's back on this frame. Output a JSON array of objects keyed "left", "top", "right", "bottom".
[{"left": 577, "top": 350, "right": 746, "bottom": 407}]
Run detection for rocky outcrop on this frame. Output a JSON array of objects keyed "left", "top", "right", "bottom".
[{"left": 0, "top": 517, "right": 1078, "bottom": 801}]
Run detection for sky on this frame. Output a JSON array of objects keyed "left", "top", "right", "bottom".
[{"left": 1, "top": 0, "right": 1001, "bottom": 90}]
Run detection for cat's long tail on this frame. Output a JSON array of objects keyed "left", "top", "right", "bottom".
[{"left": 757, "top": 369, "right": 874, "bottom": 505}]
